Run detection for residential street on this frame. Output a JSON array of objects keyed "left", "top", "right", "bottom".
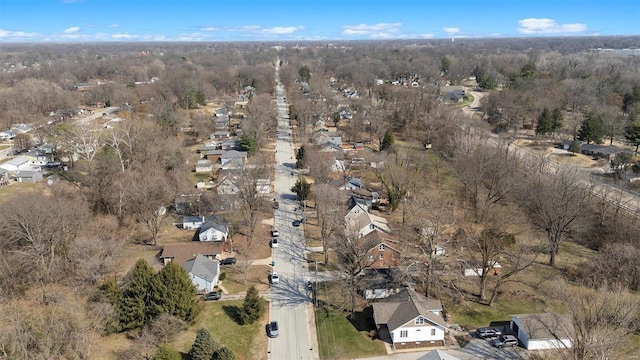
[{"left": 267, "top": 58, "right": 319, "bottom": 360}]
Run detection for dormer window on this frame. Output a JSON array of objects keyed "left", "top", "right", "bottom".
[
  {"left": 415, "top": 317, "right": 425, "bottom": 325},
  {"left": 379, "top": 244, "right": 385, "bottom": 251}
]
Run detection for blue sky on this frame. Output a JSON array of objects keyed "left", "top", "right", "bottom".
[{"left": 0, "top": 0, "right": 638, "bottom": 42}]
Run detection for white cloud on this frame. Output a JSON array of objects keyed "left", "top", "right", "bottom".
[
  {"left": 518, "top": 18, "right": 587, "bottom": 34},
  {"left": 421, "top": 33, "right": 436, "bottom": 39},
  {"left": 63, "top": 26, "right": 80, "bottom": 34},
  {"left": 442, "top": 27, "right": 461, "bottom": 35},
  {"left": 342, "top": 22, "right": 402, "bottom": 36},
  {"left": 107, "top": 24, "right": 119, "bottom": 28},
  {"left": 261, "top": 26, "right": 304, "bottom": 35},
  {"left": 112, "top": 32, "right": 137, "bottom": 39},
  {"left": 0, "top": 28, "right": 38, "bottom": 39}
]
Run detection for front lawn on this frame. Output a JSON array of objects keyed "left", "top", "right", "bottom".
[
  {"left": 172, "top": 299, "right": 268, "bottom": 360},
  {"left": 315, "top": 307, "right": 386, "bottom": 360}
]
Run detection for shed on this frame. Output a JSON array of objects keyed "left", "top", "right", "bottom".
[
  {"left": 510, "top": 313, "right": 573, "bottom": 350},
  {"left": 14, "top": 170, "right": 43, "bottom": 183}
]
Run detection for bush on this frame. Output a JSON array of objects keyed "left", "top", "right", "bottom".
[
  {"left": 219, "top": 272, "right": 226, "bottom": 281},
  {"left": 154, "top": 345, "right": 181, "bottom": 360},
  {"left": 238, "top": 286, "right": 265, "bottom": 325}
]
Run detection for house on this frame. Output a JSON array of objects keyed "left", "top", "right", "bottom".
[
  {"left": 11, "top": 123, "right": 32, "bottom": 133},
  {"left": 461, "top": 261, "right": 501, "bottom": 277},
  {"left": 198, "top": 215, "right": 229, "bottom": 242},
  {"left": 14, "top": 170, "right": 43, "bottom": 183},
  {"left": 0, "top": 155, "right": 31, "bottom": 172},
  {"left": 220, "top": 150, "right": 247, "bottom": 169},
  {"left": 372, "top": 287, "right": 448, "bottom": 349},
  {"left": 183, "top": 254, "right": 220, "bottom": 293},
  {"left": 210, "top": 131, "right": 230, "bottom": 139},
  {"left": 422, "top": 349, "right": 460, "bottom": 360},
  {"left": 220, "top": 139, "right": 240, "bottom": 150},
  {"left": 183, "top": 216, "right": 205, "bottom": 230},
  {"left": 216, "top": 176, "right": 239, "bottom": 195},
  {"left": 510, "top": 313, "right": 573, "bottom": 350},
  {"left": 0, "top": 129, "right": 16, "bottom": 140},
  {"left": 359, "top": 268, "right": 402, "bottom": 299},
  {"left": 160, "top": 241, "right": 225, "bottom": 265},
  {"left": 345, "top": 201, "right": 368, "bottom": 219},
  {"left": 347, "top": 195, "right": 372, "bottom": 212},
  {"left": 365, "top": 236, "right": 402, "bottom": 269},
  {"left": 341, "top": 177, "right": 363, "bottom": 190},
  {"left": 345, "top": 210, "right": 391, "bottom": 238},
  {"left": 441, "top": 86, "right": 466, "bottom": 103},
  {"left": 195, "top": 159, "right": 213, "bottom": 173},
  {"left": 203, "top": 149, "right": 226, "bottom": 162},
  {"left": 315, "top": 131, "right": 343, "bottom": 148}
]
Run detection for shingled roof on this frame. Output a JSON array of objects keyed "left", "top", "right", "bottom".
[
  {"left": 372, "top": 287, "right": 446, "bottom": 332},
  {"left": 160, "top": 242, "right": 224, "bottom": 264}
]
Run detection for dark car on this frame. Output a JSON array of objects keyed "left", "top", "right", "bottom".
[
  {"left": 292, "top": 220, "right": 301, "bottom": 227},
  {"left": 492, "top": 334, "right": 519, "bottom": 348},
  {"left": 477, "top": 327, "right": 502, "bottom": 339},
  {"left": 220, "top": 257, "right": 237, "bottom": 265},
  {"left": 267, "top": 321, "right": 279, "bottom": 338},
  {"left": 203, "top": 291, "right": 221, "bottom": 301}
]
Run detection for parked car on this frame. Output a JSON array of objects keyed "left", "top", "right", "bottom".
[
  {"left": 220, "top": 257, "right": 237, "bottom": 265},
  {"left": 292, "top": 220, "right": 301, "bottom": 227},
  {"left": 271, "top": 237, "right": 279, "bottom": 248},
  {"left": 267, "top": 321, "right": 279, "bottom": 338},
  {"left": 492, "top": 334, "right": 519, "bottom": 348},
  {"left": 202, "top": 291, "right": 221, "bottom": 301},
  {"left": 477, "top": 327, "right": 502, "bottom": 339},
  {"left": 270, "top": 271, "right": 280, "bottom": 284},
  {"left": 273, "top": 201, "right": 279, "bottom": 209},
  {"left": 271, "top": 227, "right": 279, "bottom": 237}
]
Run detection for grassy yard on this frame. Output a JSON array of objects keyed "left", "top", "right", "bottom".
[
  {"left": 315, "top": 307, "right": 386, "bottom": 360},
  {"left": 172, "top": 299, "right": 269, "bottom": 360}
]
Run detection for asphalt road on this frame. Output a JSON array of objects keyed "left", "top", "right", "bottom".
[{"left": 267, "top": 59, "right": 318, "bottom": 360}]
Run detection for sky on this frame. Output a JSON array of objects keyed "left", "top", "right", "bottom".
[{"left": 0, "top": 0, "right": 638, "bottom": 43}]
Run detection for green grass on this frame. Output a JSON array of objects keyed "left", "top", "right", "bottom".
[
  {"left": 315, "top": 307, "right": 386, "bottom": 360},
  {"left": 172, "top": 299, "right": 267, "bottom": 360},
  {"left": 449, "top": 296, "right": 549, "bottom": 329}
]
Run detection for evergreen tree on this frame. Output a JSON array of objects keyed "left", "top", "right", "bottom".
[
  {"left": 189, "top": 328, "right": 219, "bottom": 360},
  {"left": 381, "top": 128, "right": 395, "bottom": 151},
  {"left": 535, "top": 108, "right": 553, "bottom": 135},
  {"left": 120, "top": 259, "right": 155, "bottom": 330},
  {"left": 95, "top": 279, "right": 125, "bottom": 333},
  {"left": 551, "top": 107, "right": 564, "bottom": 134},
  {"left": 238, "top": 286, "right": 265, "bottom": 325},
  {"left": 239, "top": 135, "right": 258, "bottom": 153},
  {"left": 298, "top": 65, "right": 311, "bottom": 82},
  {"left": 213, "top": 346, "right": 236, "bottom": 360},
  {"left": 569, "top": 139, "right": 582, "bottom": 154},
  {"left": 440, "top": 56, "right": 451, "bottom": 74},
  {"left": 291, "top": 177, "right": 311, "bottom": 201},
  {"left": 625, "top": 121, "right": 640, "bottom": 152},
  {"left": 295, "top": 145, "right": 306, "bottom": 169},
  {"left": 149, "top": 261, "right": 200, "bottom": 324},
  {"left": 577, "top": 112, "right": 605, "bottom": 144},
  {"left": 154, "top": 345, "right": 181, "bottom": 360}
]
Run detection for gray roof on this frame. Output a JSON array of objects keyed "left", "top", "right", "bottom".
[
  {"left": 183, "top": 216, "right": 204, "bottom": 223},
  {"left": 200, "top": 215, "right": 229, "bottom": 234},
  {"left": 511, "top": 313, "right": 573, "bottom": 340},
  {"left": 221, "top": 150, "right": 247, "bottom": 159},
  {"left": 5, "top": 155, "right": 30, "bottom": 166},
  {"left": 372, "top": 288, "right": 446, "bottom": 331},
  {"left": 182, "top": 254, "right": 219, "bottom": 282},
  {"left": 196, "top": 159, "right": 212, "bottom": 166}
]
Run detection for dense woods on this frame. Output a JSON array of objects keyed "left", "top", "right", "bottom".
[{"left": 0, "top": 36, "right": 639, "bottom": 359}]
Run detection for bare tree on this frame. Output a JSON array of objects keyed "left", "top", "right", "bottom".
[
  {"left": 0, "top": 190, "right": 87, "bottom": 282},
  {"left": 234, "top": 155, "right": 269, "bottom": 285},
  {"left": 546, "top": 280, "right": 640, "bottom": 360},
  {"left": 374, "top": 150, "right": 425, "bottom": 214},
  {"left": 243, "top": 93, "right": 277, "bottom": 149},
  {"left": 333, "top": 224, "right": 378, "bottom": 319},
  {"left": 519, "top": 165, "right": 590, "bottom": 266},
  {"left": 312, "top": 183, "right": 343, "bottom": 265}
]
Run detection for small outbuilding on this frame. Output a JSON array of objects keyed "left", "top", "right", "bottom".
[{"left": 510, "top": 313, "right": 573, "bottom": 350}]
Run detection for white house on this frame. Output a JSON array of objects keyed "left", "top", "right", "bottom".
[
  {"left": 198, "top": 216, "right": 229, "bottom": 242},
  {"left": 220, "top": 150, "right": 247, "bottom": 169},
  {"left": 0, "top": 155, "right": 31, "bottom": 172},
  {"left": 183, "top": 216, "right": 205, "bottom": 230},
  {"left": 372, "top": 287, "right": 448, "bottom": 349},
  {"left": 510, "top": 313, "right": 573, "bottom": 350},
  {"left": 345, "top": 211, "right": 390, "bottom": 238},
  {"left": 0, "top": 129, "right": 16, "bottom": 140},
  {"left": 182, "top": 254, "right": 220, "bottom": 293},
  {"left": 14, "top": 170, "right": 43, "bottom": 183},
  {"left": 195, "top": 159, "right": 213, "bottom": 173}
]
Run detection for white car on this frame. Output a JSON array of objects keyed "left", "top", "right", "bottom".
[
  {"left": 271, "top": 237, "right": 279, "bottom": 248},
  {"left": 270, "top": 272, "right": 280, "bottom": 284}
]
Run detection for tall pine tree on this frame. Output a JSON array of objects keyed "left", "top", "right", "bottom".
[
  {"left": 213, "top": 346, "right": 236, "bottom": 360},
  {"left": 120, "top": 259, "right": 155, "bottom": 330},
  {"left": 577, "top": 112, "right": 605, "bottom": 144},
  {"left": 238, "top": 286, "right": 265, "bottom": 325},
  {"left": 149, "top": 261, "right": 200, "bottom": 323},
  {"left": 535, "top": 107, "right": 553, "bottom": 135}
]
